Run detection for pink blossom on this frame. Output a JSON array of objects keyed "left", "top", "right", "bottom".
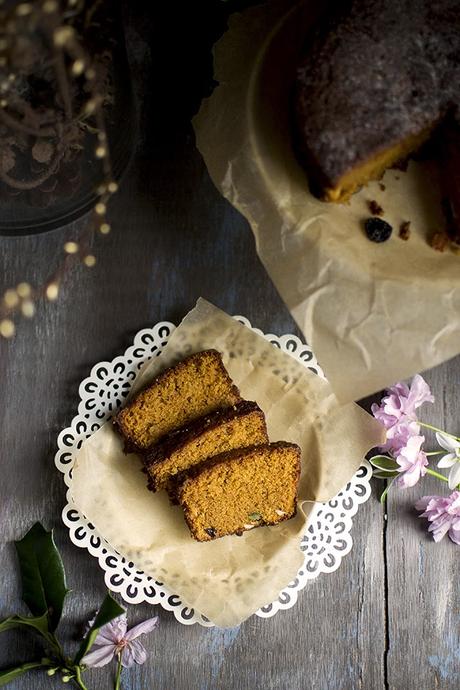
[
  {"left": 416, "top": 491, "right": 460, "bottom": 544},
  {"left": 82, "top": 614, "right": 159, "bottom": 668},
  {"left": 371, "top": 375, "right": 434, "bottom": 454},
  {"left": 394, "top": 435, "right": 428, "bottom": 488},
  {"left": 381, "top": 418, "right": 421, "bottom": 455}
]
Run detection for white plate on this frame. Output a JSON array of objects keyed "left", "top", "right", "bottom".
[{"left": 55, "top": 316, "right": 372, "bottom": 626}]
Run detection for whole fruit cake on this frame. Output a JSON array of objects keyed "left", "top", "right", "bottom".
[{"left": 294, "top": 0, "right": 460, "bottom": 203}]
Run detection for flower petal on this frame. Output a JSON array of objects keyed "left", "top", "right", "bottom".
[
  {"left": 124, "top": 616, "right": 159, "bottom": 642},
  {"left": 415, "top": 495, "right": 435, "bottom": 511},
  {"left": 430, "top": 516, "right": 452, "bottom": 542},
  {"left": 448, "top": 463, "right": 460, "bottom": 490},
  {"left": 448, "top": 528, "right": 460, "bottom": 546},
  {"left": 437, "top": 453, "right": 456, "bottom": 468},
  {"left": 92, "top": 615, "right": 127, "bottom": 646},
  {"left": 128, "top": 639, "right": 148, "bottom": 665},
  {"left": 398, "top": 465, "right": 421, "bottom": 488},
  {"left": 436, "top": 432, "right": 459, "bottom": 454},
  {"left": 409, "top": 375, "right": 434, "bottom": 409},
  {"left": 121, "top": 645, "right": 135, "bottom": 668},
  {"left": 82, "top": 644, "right": 117, "bottom": 668}
]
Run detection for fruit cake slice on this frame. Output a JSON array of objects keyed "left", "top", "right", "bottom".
[
  {"left": 177, "top": 442, "right": 301, "bottom": 541},
  {"left": 144, "top": 400, "right": 269, "bottom": 492},
  {"left": 114, "top": 350, "right": 241, "bottom": 453}
]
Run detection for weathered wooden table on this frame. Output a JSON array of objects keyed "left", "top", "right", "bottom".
[{"left": 1, "top": 3, "right": 459, "bottom": 688}]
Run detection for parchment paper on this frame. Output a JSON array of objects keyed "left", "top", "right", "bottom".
[
  {"left": 71, "top": 299, "right": 383, "bottom": 627},
  {"left": 193, "top": 0, "right": 460, "bottom": 403}
]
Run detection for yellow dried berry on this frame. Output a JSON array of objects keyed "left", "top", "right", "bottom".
[
  {"left": 64, "top": 241, "right": 79, "bottom": 254},
  {"left": 46, "top": 283, "right": 59, "bottom": 301},
  {"left": 0, "top": 319, "right": 15, "bottom": 338}
]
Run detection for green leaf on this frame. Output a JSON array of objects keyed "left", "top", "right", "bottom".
[
  {"left": 74, "top": 592, "right": 125, "bottom": 664},
  {"left": 373, "top": 470, "right": 400, "bottom": 479},
  {"left": 15, "top": 523, "right": 69, "bottom": 631},
  {"left": 248, "top": 513, "right": 262, "bottom": 521},
  {"left": 369, "top": 455, "right": 399, "bottom": 472},
  {"left": 0, "top": 662, "right": 43, "bottom": 687},
  {"left": 0, "top": 613, "right": 50, "bottom": 638}
]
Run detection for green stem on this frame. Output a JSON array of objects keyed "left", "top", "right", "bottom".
[
  {"left": 426, "top": 451, "right": 445, "bottom": 456},
  {"left": 73, "top": 666, "right": 90, "bottom": 690},
  {"left": 418, "top": 421, "right": 460, "bottom": 441},
  {"left": 380, "top": 478, "right": 395, "bottom": 504},
  {"left": 426, "top": 468, "right": 449, "bottom": 483},
  {"left": 114, "top": 653, "right": 122, "bottom": 690},
  {"left": 49, "top": 633, "right": 66, "bottom": 662}
]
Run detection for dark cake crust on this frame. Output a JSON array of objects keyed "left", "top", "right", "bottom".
[
  {"left": 177, "top": 440, "right": 300, "bottom": 486},
  {"left": 143, "top": 400, "right": 268, "bottom": 492},
  {"left": 144, "top": 400, "right": 268, "bottom": 490},
  {"left": 294, "top": 0, "right": 460, "bottom": 190}
]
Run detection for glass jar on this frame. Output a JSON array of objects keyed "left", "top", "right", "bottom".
[{"left": 0, "top": 0, "right": 136, "bottom": 236}]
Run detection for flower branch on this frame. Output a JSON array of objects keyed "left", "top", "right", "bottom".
[
  {"left": 0, "top": 523, "right": 158, "bottom": 689},
  {"left": 370, "top": 374, "right": 460, "bottom": 544}
]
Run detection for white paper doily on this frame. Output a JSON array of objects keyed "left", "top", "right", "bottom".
[{"left": 55, "top": 317, "right": 372, "bottom": 627}]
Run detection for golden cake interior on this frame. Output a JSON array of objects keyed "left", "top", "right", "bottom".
[
  {"left": 322, "top": 127, "right": 433, "bottom": 203},
  {"left": 178, "top": 443, "right": 300, "bottom": 542},
  {"left": 147, "top": 406, "right": 269, "bottom": 491},
  {"left": 116, "top": 350, "right": 241, "bottom": 450}
]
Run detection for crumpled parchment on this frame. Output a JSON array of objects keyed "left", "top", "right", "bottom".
[
  {"left": 193, "top": 0, "right": 460, "bottom": 403},
  {"left": 70, "top": 299, "right": 383, "bottom": 627}
]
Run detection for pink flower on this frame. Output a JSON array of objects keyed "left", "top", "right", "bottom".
[
  {"left": 82, "top": 614, "right": 159, "bottom": 668},
  {"left": 371, "top": 375, "right": 434, "bottom": 455},
  {"left": 381, "top": 418, "right": 421, "bottom": 455},
  {"left": 394, "top": 435, "right": 428, "bottom": 487},
  {"left": 416, "top": 491, "right": 460, "bottom": 544}
]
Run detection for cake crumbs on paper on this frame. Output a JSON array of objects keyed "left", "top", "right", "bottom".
[
  {"left": 379, "top": 183, "right": 386, "bottom": 192},
  {"left": 430, "top": 231, "right": 449, "bottom": 252},
  {"left": 368, "top": 199, "right": 384, "bottom": 216},
  {"left": 392, "top": 158, "right": 409, "bottom": 172},
  {"left": 399, "top": 221, "right": 411, "bottom": 240}
]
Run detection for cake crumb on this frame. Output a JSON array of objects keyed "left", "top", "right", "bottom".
[
  {"left": 430, "top": 231, "right": 449, "bottom": 252},
  {"left": 399, "top": 221, "right": 411, "bottom": 240},
  {"left": 392, "top": 158, "right": 409, "bottom": 172},
  {"left": 368, "top": 199, "right": 384, "bottom": 216},
  {"left": 379, "top": 183, "right": 386, "bottom": 192}
]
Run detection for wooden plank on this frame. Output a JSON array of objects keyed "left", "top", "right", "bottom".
[
  {"left": 0, "top": 3, "right": 387, "bottom": 688},
  {"left": 386, "top": 358, "right": 460, "bottom": 690},
  {"left": 0, "top": 143, "right": 387, "bottom": 690},
  {"left": 0, "top": 172, "right": 387, "bottom": 689}
]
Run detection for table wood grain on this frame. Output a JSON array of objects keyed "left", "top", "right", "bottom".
[{"left": 0, "top": 2, "right": 459, "bottom": 688}]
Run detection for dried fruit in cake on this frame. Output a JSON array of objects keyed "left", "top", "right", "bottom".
[
  {"left": 114, "top": 350, "right": 242, "bottom": 452},
  {"left": 399, "top": 221, "right": 411, "bottom": 240},
  {"left": 368, "top": 200, "right": 384, "bottom": 217},
  {"left": 177, "top": 442, "right": 301, "bottom": 541},
  {"left": 364, "top": 218, "right": 393, "bottom": 243},
  {"left": 144, "top": 400, "right": 269, "bottom": 492}
]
